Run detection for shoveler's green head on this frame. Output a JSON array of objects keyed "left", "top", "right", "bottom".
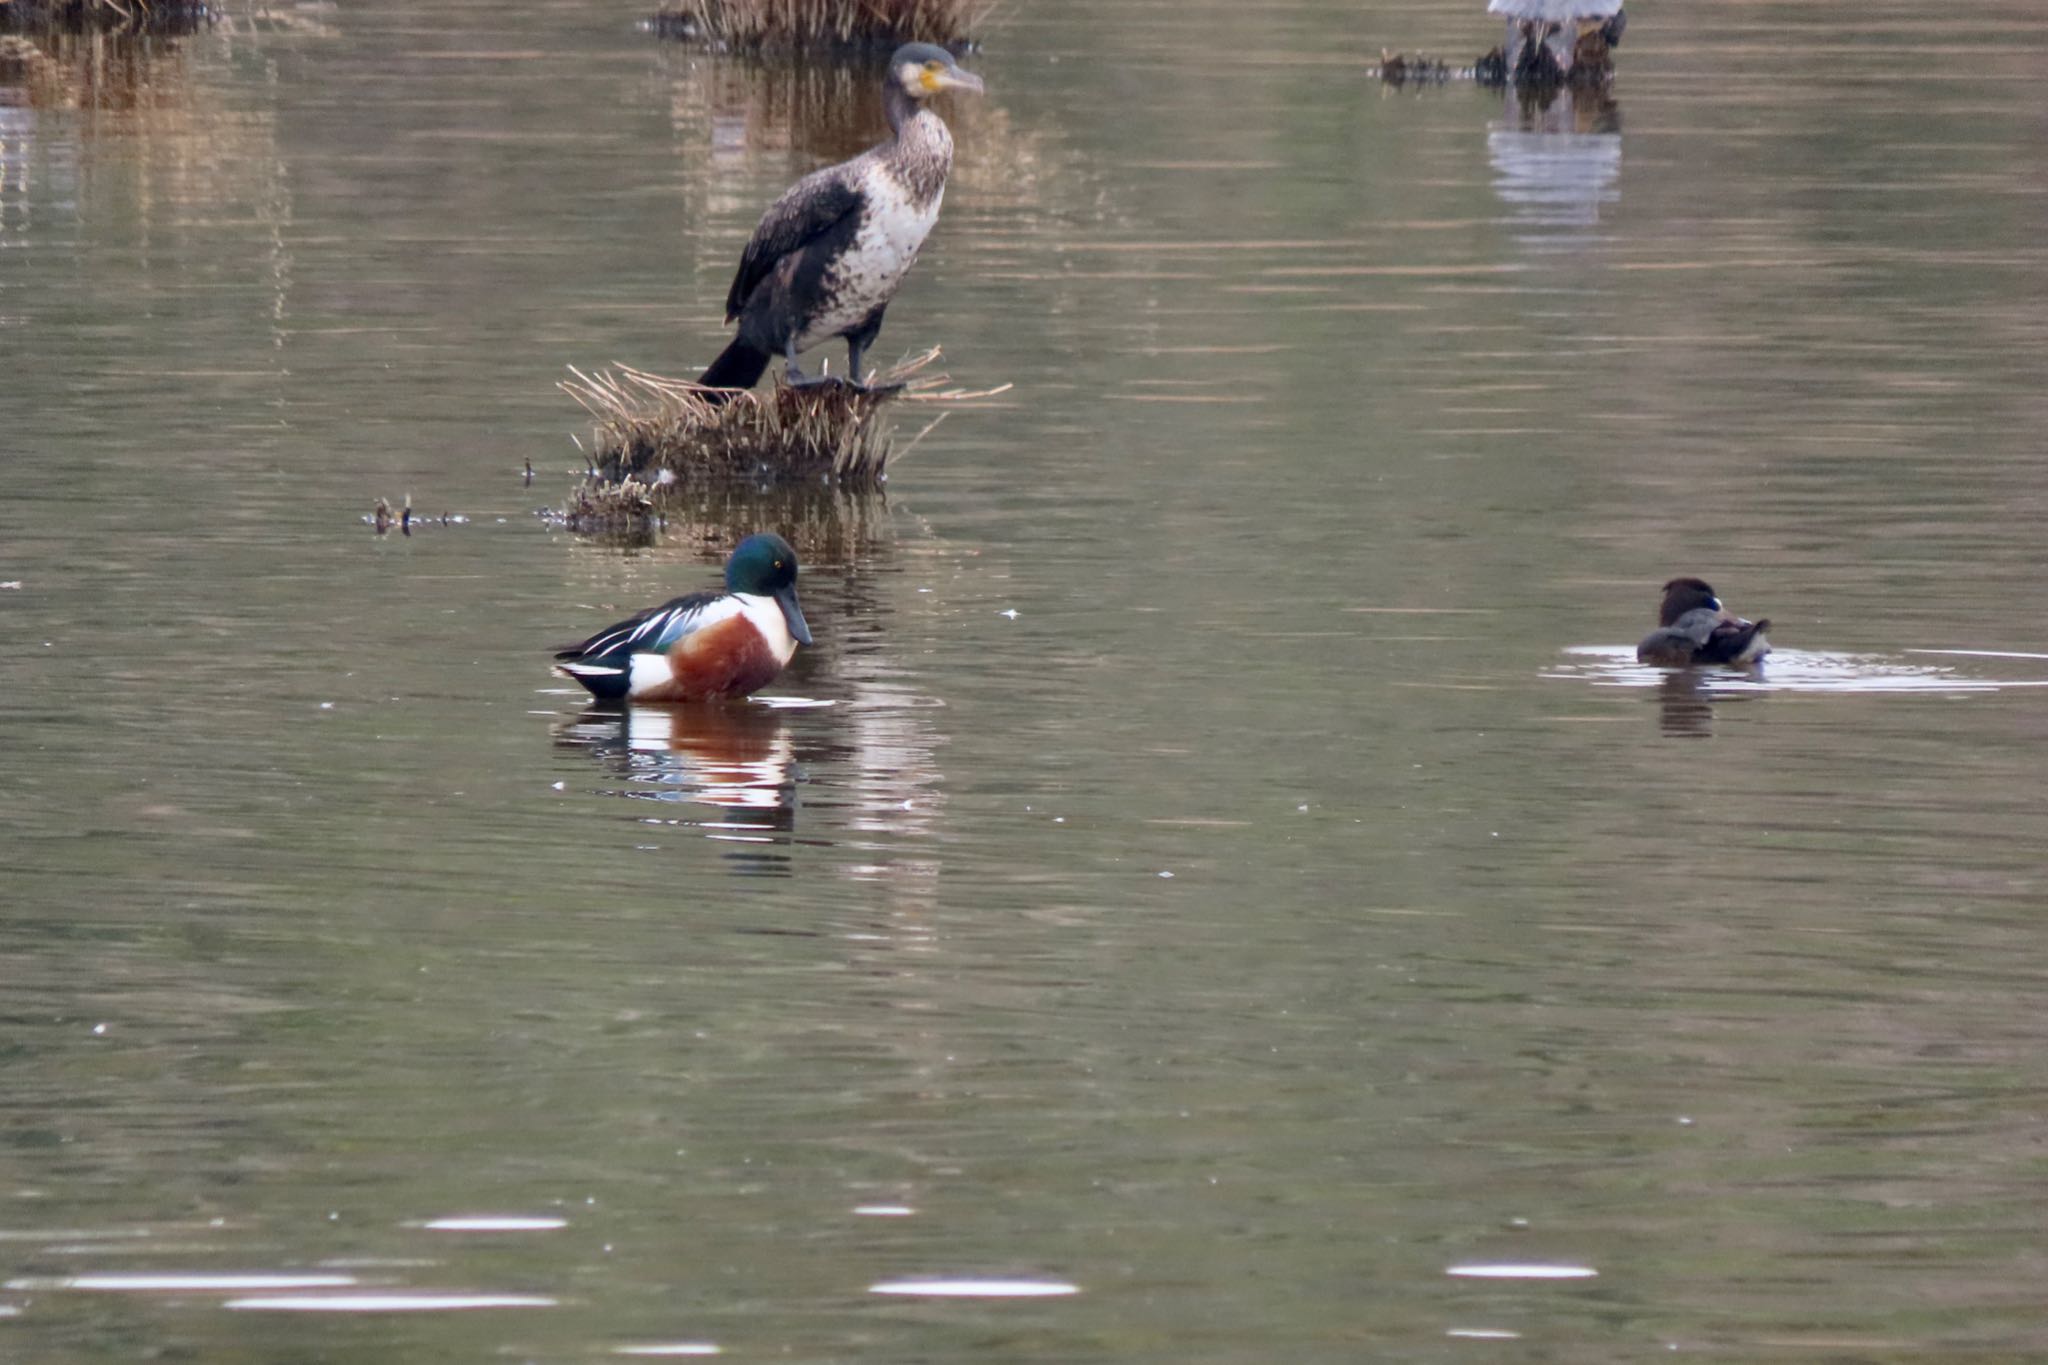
[
  {"left": 890, "top": 43, "right": 985, "bottom": 100},
  {"left": 727, "top": 532, "right": 811, "bottom": 647}
]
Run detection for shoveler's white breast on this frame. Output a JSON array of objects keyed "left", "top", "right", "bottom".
[
  {"left": 732, "top": 592, "right": 799, "bottom": 664},
  {"left": 1488, "top": 0, "right": 1621, "bottom": 18},
  {"left": 798, "top": 162, "right": 946, "bottom": 352}
]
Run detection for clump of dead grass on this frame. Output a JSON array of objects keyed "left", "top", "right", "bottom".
[
  {"left": 0, "top": 0, "right": 212, "bottom": 33},
  {"left": 648, "top": 0, "right": 983, "bottom": 53},
  {"left": 558, "top": 346, "right": 1004, "bottom": 497}
]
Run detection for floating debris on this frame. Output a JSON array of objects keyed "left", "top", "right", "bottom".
[
  {"left": 366, "top": 497, "right": 468, "bottom": 537},
  {"left": 1375, "top": 49, "right": 1455, "bottom": 85},
  {"left": 647, "top": 0, "right": 980, "bottom": 53},
  {"left": 1379, "top": 27, "right": 1614, "bottom": 89}
]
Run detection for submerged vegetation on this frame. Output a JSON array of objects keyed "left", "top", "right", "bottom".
[
  {"left": 549, "top": 478, "right": 898, "bottom": 561},
  {"left": 0, "top": 0, "right": 213, "bottom": 34},
  {"left": 648, "top": 0, "right": 981, "bottom": 53}
]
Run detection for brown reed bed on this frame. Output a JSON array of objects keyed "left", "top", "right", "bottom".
[
  {"left": 0, "top": 0, "right": 213, "bottom": 34},
  {"left": 648, "top": 0, "right": 983, "bottom": 53},
  {"left": 553, "top": 348, "right": 1006, "bottom": 537}
]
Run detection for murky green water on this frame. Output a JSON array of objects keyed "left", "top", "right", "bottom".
[{"left": 5, "top": 0, "right": 2048, "bottom": 1359}]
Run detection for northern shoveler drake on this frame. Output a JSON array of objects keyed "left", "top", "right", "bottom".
[
  {"left": 1636, "top": 576, "right": 1772, "bottom": 668},
  {"left": 554, "top": 533, "right": 812, "bottom": 703}
]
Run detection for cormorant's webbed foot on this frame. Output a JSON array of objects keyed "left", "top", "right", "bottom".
[
  {"left": 783, "top": 370, "right": 903, "bottom": 399},
  {"left": 783, "top": 343, "right": 829, "bottom": 389}
]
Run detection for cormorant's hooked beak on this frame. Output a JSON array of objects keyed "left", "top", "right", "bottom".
[
  {"left": 937, "top": 66, "right": 985, "bottom": 96},
  {"left": 776, "top": 584, "right": 813, "bottom": 647}
]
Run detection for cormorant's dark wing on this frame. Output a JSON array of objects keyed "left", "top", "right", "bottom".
[{"left": 725, "top": 169, "right": 866, "bottom": 322}]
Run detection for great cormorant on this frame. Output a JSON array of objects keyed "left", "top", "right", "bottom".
[{"left": 696, "top": 44, "right": 985, "bottom": 399}]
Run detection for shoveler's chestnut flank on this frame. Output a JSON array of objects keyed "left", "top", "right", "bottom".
[
  {"left": 554, "top": 533, "right": 812, "bottom": 703},
  {"left": 1636, "top": 577, "right": 1772, "bottom": 668}
]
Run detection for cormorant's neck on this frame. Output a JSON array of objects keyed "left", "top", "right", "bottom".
[
  {"left": 883, "top": 81, "right": 921, "bottom": 136},
  {"left": 879, "top": 83, "right": 954, "bottom": 205}
]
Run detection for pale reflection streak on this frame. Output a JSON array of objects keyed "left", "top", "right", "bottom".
[
  {"left": 1547, "top": 644, "right": 2048, "bottom": 738},
  {"left": 224, "top": 1292, "right": 555, "bottom": 1312},
  {"left": 1489, "top": 83, "right": 1622, "bottom": 246},
  {"left": 869, "top": 1278, "right": 1079, "bottom": 1297},
  {"left": 419, "top": 1215, "right": 568, "bottom": 1232},
  {"left": 6, "top": 1273, "right": 356, "bottom": 1292},
  {"left": 1547, "top": 646, "right": 2048, "bottom": 695},
  {"left": 1446, "top": 1263, "right": 1598, "bottom": 1279}
]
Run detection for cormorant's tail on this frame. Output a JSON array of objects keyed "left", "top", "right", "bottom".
[{"left": 697, "top": 339, "right": 770, "bottom": 403}]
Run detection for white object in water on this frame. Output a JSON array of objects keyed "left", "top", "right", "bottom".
[{"left": 1487, "top": 0, "right": 1620, "bottom": 19}]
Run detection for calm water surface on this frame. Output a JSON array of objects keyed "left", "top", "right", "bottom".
[{"left": 4, "top": 0, "right": 2048, "bottom": 1359}]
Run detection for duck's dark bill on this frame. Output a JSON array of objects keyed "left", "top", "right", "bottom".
[{"left": 777, "top": 585, "right": 813, "bottom": 646}]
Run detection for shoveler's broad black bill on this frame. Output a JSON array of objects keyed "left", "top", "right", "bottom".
[{"left": 776, "top": 584, "right": 813, "bottom": 647}]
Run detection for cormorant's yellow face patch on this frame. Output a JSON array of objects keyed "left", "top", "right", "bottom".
[{"left": 919, "top": 59, "right": 944, "bottom": 93}]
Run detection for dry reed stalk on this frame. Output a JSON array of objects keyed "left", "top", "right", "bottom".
[
  {"left": 649, "top": 0, "right": 985, "bottom": 52},
  {"left": 558, "top": 346, "right": 1006, "bottom": 496}
]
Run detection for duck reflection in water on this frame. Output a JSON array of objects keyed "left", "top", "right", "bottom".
[
  {"left": 556, "top": 703, "right": 801, "bottom": 873},
  {"left": 1654, "top": 671, "right": 1717, "bottom": 738}
]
